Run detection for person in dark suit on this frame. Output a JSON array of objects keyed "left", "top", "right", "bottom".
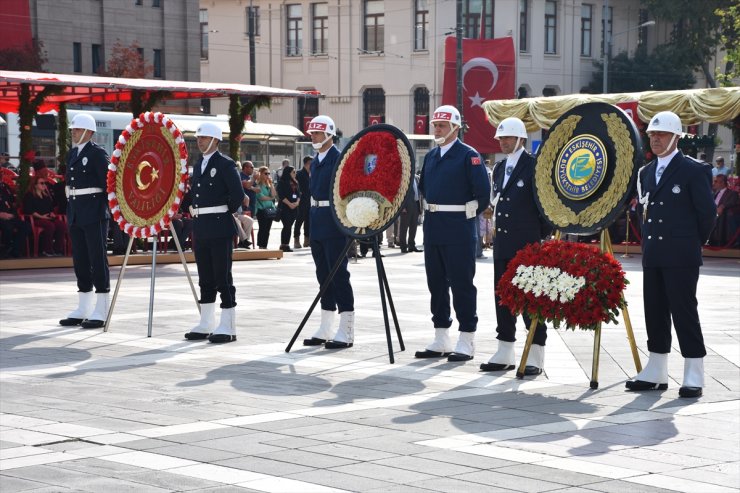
[
  {"left": 293, "top": 155, "right": 312, "bottom": 249},
  {"left": 626, "top": 111, "right": 716, "bottom": 398},
  {"left": 184, "top": 123, "right": 245, "bottom": 344},
  {"left": 709, "top": 174, "right": 739, "bottom": 247},
  {"left": 59, "top": 114, "right": 111, "bottom": 329},
  {"left": 398, "top": 173, "right": 422, "bottom": 253},
  {"left": 480, "top": 117, "right": 551, "bottom": 375},
  {"left": 302, "top": 115, "right": 356, "bottom": 349},
  {"left": 415, "top": 105, "right": 491, "bottom": 362}
]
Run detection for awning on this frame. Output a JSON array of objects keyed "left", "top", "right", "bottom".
[
  {"left": 0, "top": 70, "right": 319, "bottom": 113},
  {"left": 482, "top": 87, "right": 740, "bottom": 131},
  {"left": 166, "top": 114, "right": 304, "bottom": 140}
]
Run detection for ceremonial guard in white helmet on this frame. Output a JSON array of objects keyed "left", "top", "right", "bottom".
[
  {"left": 302, "top": 115, "right": 356, "bottom": 349},
  {"left": 59, "top": 113, "right": 111, "bottom": 329},
  {"left": 184, "top": 123, "right": 245, "bottom": 344},
  {"left": 415, "top": 105, "right": 491, "bottom": 362},
  {"left": 626, "top": 111, "right": 715, "bottom": 398},
  {"left": 480, "top": 117, "right": 551, "bottom": 375}
]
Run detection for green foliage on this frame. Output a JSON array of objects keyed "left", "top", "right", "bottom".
[
  {"left": 715, "top": 4, "right": 740, "bottom": 86},
  {"left": 227, "top": 95, "right": 272, "bottom": 161},
  {"left": 57, "top": 104, "right": 69, "bottom": 168}
]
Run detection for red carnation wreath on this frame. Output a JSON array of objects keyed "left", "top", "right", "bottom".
[
  {"left": 333, "top": 129, "right": 412, "bottom": 234},
  {"left": 107, "top": 112, "right": 188, "bottom": 238},
  {"left": 497, "top": 240, "right": 627, "bottom": 331}
]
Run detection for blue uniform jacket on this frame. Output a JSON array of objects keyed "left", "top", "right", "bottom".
[
  {"left": 638, "top": 152, "right": 716, "bottom": 268},
  {"left": 309, "top": 146, "right": 344, "bottom": 241},
  {"left": 189, "top": 152, "right": 245, "bottom": 240},
  {"left": 419, "top": 140, "right": 491, "bottom": 245},
  {"left": 65, "top": 141, "right": 110, "bottom": 227},
  {"left": 491, "top": 151, "right": 550, "bottom": 260}
]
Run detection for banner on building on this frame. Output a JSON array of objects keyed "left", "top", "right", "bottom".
[
  {"left": 414, "top": 115, "right": 428, "bottom": 135},
  {"left": 368, "top": 115, "right": 383, "bottom": 126},
  {"left": 442, "top": 36, "right": 515, "bottom": 154}
]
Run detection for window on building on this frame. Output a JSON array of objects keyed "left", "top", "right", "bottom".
[
  {"left": 246, "top": 6, "right": 260, "bottom": 37},
  {"left": 413, "top": 87, "right": 430, "bottom": 133},
  {"left": 92, "top": 43, "right": 103, "bottom": 74},
  {"left": 200, "top": 9, "right": 208, "bottom": 60},
  {"left": 153, "top": 49, "right": 163, "bottom": 78},
  {"left": 73, "top": 42, "right": 82, "bottom": 73},
  {"left": 135, "top": 0, "right": 142, "bottom": 5},
  {"left": 601, "top": 5, "right": 612, "bottom": 57},
  {"left": 519, "top": 0, "right": 528, "bottom": 52},
  {"left": 297, "top": 93, "right": 319, "bottom": 132},
  {"left": 581, "top": 4, "right": 592, "bottom": 57},
  {"left": 363, "top": 87, "right": 385, "bottom": 127},
  {"left": 152, "top": 0, "right": 160, "bottom": 7},
  {"left": 544, "top": 0, "right": 557, "bottom": 54},
  {"left": 286, "top": 4, "right": 303, "bottom": 56},
  {"left": 363, "top": 0, "right": 384, "bottom": 52},
  {"left": 638, "top": 9, "right": 649, "bottom": 47},
  {"left": 311, "top": 3, "right": 328, "bottom": 55},
  {"left": 462, "top": 0, "right": 494, "bottom": 39},
  {"left": 414, "top": 0, "right": 428, "bottom": 51}
]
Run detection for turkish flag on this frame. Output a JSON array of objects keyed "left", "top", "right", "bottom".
[
  {"left": 368, "top": 115, "right": 382, "bottom": 126},
  {"left": 414, "top": 115, "right": 428, "bottom": 135},
  {"left": 303, "top": 116, "right": 313, "bottom": 134},
  {"left": 615, "top": 101, "right": 644, "bottom": 130},
  {"left": 442, "top": 36, "right": 515, "bottom": 154}
]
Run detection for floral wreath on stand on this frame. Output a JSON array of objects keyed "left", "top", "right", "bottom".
[
  {"left": 497, "top": 240, "right": 627, "bottom": 331},
  {"left": 107, "top": 112, "right": 188, "bottom": 238},
  {"left": 332, "top": 124, "right": 413, "bottom": 238}
]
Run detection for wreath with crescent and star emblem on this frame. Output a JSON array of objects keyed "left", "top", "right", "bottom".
[{"left": 107, "top": 112, "right": 188, "bottom": 238}]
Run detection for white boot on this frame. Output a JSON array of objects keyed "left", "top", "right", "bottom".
[
  {"left": 80, "top": 292, "right": 109, "bottom": 329},
  {"left": 448, "top": 331, "right": 475, "bottom": 361},
  {"left": 325, "top": 311, "right": 354, "bottom": 348},
  {"left": 488, "top": 340, "right": 516, "bottom": 366},
  {"left": 415, "top": 328, "right": 453, "bottom": 358},
  {"left": 524, "top": 344, "right": 545, "bottom": 375},
  {"left": 185, "top": 303, "right": 216, "bottom": 340},
  {"left": 60, "top": 291, "right": 95, "bottom": 325},
  {"left": 304, "top": 310, "right": 335, "bottom": 345},
  {"left": 626, "top": 352, "right": 669, "bottom": 391},
  {"left": 209, "top": 307, "right": 236, "bottom": 343},
  {"left": 679, "top": 358, "right": 704, "bottom": 398}
]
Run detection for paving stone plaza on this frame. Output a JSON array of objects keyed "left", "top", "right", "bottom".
[{"left": 1, "top": 235, "right": 738, "bottom": 492}]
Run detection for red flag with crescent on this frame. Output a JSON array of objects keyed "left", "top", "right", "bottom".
[
  {"left": 414, "top": 115, "right": 428, "bottom": 135},
  {"left": 442, "top": 36, "right": 515, "bottom": 154},
  {"left": 368, "top": 115, "right": 382, "bottom": 126}
]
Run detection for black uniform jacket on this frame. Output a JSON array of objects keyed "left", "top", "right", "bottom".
[{"left": 189, "top": 152, "right": 245, "bottom": 240}]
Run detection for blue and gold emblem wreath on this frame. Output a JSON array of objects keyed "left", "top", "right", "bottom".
[{"left": 555, "top": 135, "right": 607, "bottom": 200}]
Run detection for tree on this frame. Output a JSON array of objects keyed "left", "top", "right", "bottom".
[
  {"left": 0, "top": 39, "right": 47, "bottom": 71},
  {"left": 100, "top": 40, "right": 152, "bottom": 78},
  {"left": 227, "top": 95, "right": 272, "bottom": 161},
  {"left": 715, "top": 4, "right": 740, "bottom": 87}
]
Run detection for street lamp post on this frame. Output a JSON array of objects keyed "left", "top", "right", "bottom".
[{"left": 603, "top": 19, "right": 655, "bottom": 94}]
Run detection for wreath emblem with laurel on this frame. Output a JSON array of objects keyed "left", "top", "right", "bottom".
[{"left": 107, "top": 112, "right": 188, "bottom": 238}]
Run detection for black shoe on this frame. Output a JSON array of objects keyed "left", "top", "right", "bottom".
[
  {"left": 184, "top": 331, "right": 210, "bottom": 340},
  {"left": 678, "top": 386, "right": 702, "bottom": 398},
  {"left": 414, "top": 349, "right": 450, "bottom": 358},
  {"left": 447, "top": 352, "right": 473, "bottom": 362},
  {"left": 59, "top": 317, "right": 84, "bottom": 326},
  {"left": 208, "top": 333, "right": 236, "bottom": 344},
  {"left": 80, "top": 319, "right": 104, "bottom": 329},
  {"left": 303, "top": 337, "right": 326, "bottom": 346},
  {"left": 480, "top": 362, "right": 515, "bottom": 372},
  {"left": 400, "top": 247, "right": 408, "bottom": 253},
  {"left": 524, "top": 365, "right": 543, "bottom": 376},
  {"left": 324, "top": 340, "right": 353, "bottom": 349},
  {"left": 625, "top": 380, "right": 668, "bottom": 391}
]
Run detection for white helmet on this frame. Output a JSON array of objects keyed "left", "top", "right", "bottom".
[
  {"left": 69, "top": 113, "right": 96, "bottom": 132},
  {"left": 195, "top": 122, "right": 223, "bottom": 140},
  {"left": 306, "top": 115, "right": 336, "bottom": 136},
  {"left": 495, "top": 117, "right": 528, "bottom": 139},
  {"left": 430, "top": 105, "right": 462, "bottom": 127},
  {"left": 647, "top": 111, "right": 683, "bottom": 135}
]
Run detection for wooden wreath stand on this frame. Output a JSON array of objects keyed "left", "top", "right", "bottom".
[{"left": 516, "top": 230, "right": 642, "bottom": 389}]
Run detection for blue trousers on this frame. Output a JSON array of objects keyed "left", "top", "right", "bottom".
[
  {"left": 424, "top": 242, "right": 478, "bottom": 332},
  {"left": 311, "top": 235, "right": 354, "bottom": 312}
]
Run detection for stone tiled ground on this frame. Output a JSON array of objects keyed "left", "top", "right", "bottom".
[{"left": 1, "top": 230, "right": 738, "bottom": 492}]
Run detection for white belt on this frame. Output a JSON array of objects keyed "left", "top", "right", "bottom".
[
  {"left": 65, "top": 187, "right": 103, "bottom": 198},
  {"left": 311, "top": 199, "right": 330, "bottom": 207},
  {"left": 425, "top": 203, "right": 466, "bottom": 212},
  {"left": 190, "top": 205, "right": 228, "bottom": 217}
]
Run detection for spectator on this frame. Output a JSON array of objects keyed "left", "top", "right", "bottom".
[
  {"left": 0, "top": 176, "right": 30, "bottom": 258},
  {"left": 170, "top": 188, "right": 194, "bottom": 251},
  {"left": 0, "top": 152, "right": 11, "bottom": 168},
  {"left": 274, "top": 158, "right": 290, "bottom": 182},
  {"left": 253, "top": 165, "right": 277, "bottom": 249},
  {"left": 712, "top": 157, "right": 730, "bottom": 177},
  {"left": 293, "top": 155, "right": 312, "bottom": 249},
  {"left": 240, "top": 161, "right": 257, "bottom": 216},
  {"left": 709, "top": 174, "right": 739, "bottom": 247},
  {"left": 276, "top": 165, "right": 300, "bottom": 252},
  {"left": 23, "top": 174, "right": 65, "bottom": 256},
  {"left": 233, "top": 195, "right": 253, "bottom": 249},
  {"left": 398, "top": 172, "right": 423, "bottom": 253}
]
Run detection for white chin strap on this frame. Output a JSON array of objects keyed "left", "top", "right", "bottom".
[
  {"left": 73, "top": 129, "right": 89, "bottom": 147},
  {"left": 312, "top": 133, "right": 333, "bottom": 150},
  {"left": 434, "top": 125, "right": 458, "bottom": 145},
  {"left": 667, "top": 134, "right": 678, "bottom": 151}
]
